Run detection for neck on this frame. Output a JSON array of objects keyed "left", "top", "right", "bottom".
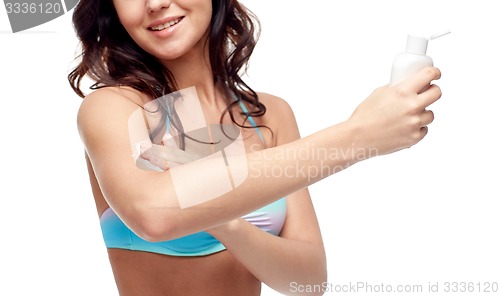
[{"left": 160, "top": 37, "right": 222, "bottom": 107}]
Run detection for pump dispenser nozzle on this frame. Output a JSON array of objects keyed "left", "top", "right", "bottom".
[
  {"left": 390, "top": 29, "right": 450, "bottom": 85},
  {"left": 406, "top": 35, "right": 428, "bottom": 55},
  {"left": 405, "top": 29, "right": 451, "bottom": 55},
  {"left": 429, "top": 29, "right": 451, "bottom": 40}
]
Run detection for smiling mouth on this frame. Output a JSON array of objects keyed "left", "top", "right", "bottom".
[{"left": 148, "top": 17, "right": 184, "bottom": 31}]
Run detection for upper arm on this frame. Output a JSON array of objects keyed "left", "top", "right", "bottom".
[
  {"left": 258, "top": 93, "right": 324, "bottom": 247},
  {"left": 77, "top": 88, "right": 174, "bottom": 239}
]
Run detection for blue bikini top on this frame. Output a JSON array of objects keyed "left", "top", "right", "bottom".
[{"left": 99, "top": 101, "right": 287, "bottom": 256}]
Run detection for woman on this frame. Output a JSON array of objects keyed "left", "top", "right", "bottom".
[{"left": 68, "top": 0, "right": 442, "bottom": 295}]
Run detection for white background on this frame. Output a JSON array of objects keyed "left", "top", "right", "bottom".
[{"left": 1, "top": 0, "right": 499, "bottom": 295}]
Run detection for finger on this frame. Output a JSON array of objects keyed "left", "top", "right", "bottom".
[
  {"left": 140, "top": 150, "right": 150, "bottom": 161},
  {"left": 140, "top": 142, "right": 199, "bottom": 168},
  {"left": 417, "top": 84, "right": 442, "bottom": 109},
  {"left": 401, "top": 66, "right": 441, "bottom": 93},
  {"left": 151, "top": 143, "right": 167, "bottom": 154},
  {"left": 148, "top": 152, "right": 168, "bottom": 171},
  {"left": 139, "top": 143, "right": 164, "bottom": 161},
  {"left": 140, "top": 146, "right": 151, "bottom": 161},
  {"left": 139, "top": 142, "right": 152, "bottom": 155},
  {"left": 419, "top": 126, "right": 429, "bottom": 140},
  {"left": 420, "top": 109, "right": 435, "bottom": 127}
]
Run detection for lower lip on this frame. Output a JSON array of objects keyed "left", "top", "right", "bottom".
[{"left": 149, "top": 18, "right": 184, "bottom": 38}]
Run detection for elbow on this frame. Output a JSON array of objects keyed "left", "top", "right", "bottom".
[
  {"left": 307, "top": 249, "right": 328, "bottom": 290},
  {"left": 286, "top": 252, "right": 328, "bottom": 296},
  {"left": 288, "top": 277, "right": 328, "bottom": 296},
  {"left": 308, "top": 268, "right": 328, "bottom": 296},
  {"left": 131, "top": 205, "right": 181, "bottom": 242},
  {"left": 136, "top": 222, "right": 175, "bottom": 243},
  {"left": 304, "top": 254, "right": 329, "bottom": 296}
]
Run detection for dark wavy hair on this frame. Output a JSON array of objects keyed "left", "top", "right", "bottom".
[{"left": 68, "top": 0, "right": 267, "bottom": 146}]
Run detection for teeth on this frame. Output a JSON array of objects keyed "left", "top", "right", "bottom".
[{"left": 150, "top": 18, "right": 182, "bottom": 31}]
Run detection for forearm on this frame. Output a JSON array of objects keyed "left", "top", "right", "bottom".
[
  {"left": 137, "top": 121, "right": 367, "bottom": 241},
  {"left": 86, "top": 68, "right": 443, "bottom": 243},
  {"left": 208, "top": 219, "right": 327, "bottom": 296}
]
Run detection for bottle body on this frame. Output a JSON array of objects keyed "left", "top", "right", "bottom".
[{"left": 390, "top": 52, "right": 433, "bottom": 86}]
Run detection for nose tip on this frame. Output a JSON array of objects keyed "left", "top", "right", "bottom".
[{"left": 147, "top": 0, "right": 171, "bottom": 12}]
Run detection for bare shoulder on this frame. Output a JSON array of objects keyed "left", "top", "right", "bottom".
[
  {"left": 257, "top": 92, "right": 300, "bottom": 144},
  {"left": 77, "top": 87, "right": 145, "bottom": 126},
  {"left": 76, "top": 86, "right": 148, "bottom": 148},
  {"left": 257, "top": 92, "right": 295, "bottom": 119},
  {"left": 78, "top": 86, "right": 145, "bottom": 114}
]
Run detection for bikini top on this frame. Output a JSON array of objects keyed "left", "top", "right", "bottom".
[{"left": 99, "top": 101, "right": 287, "bottom": 256}]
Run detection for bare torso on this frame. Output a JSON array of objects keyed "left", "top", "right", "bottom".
[
  {"left": 87, "top": 155, "right": 262, "bottom": 296},
  {"left": 84, "top": 90, "right": 271, "bottom": 294},
  {"left": 107, "top": 248, "right": 261, "bottom": 296}
]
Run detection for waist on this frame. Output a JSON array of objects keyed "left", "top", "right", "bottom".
[{"left": 107, "top": 247, "right": 262, "bottom": 296}]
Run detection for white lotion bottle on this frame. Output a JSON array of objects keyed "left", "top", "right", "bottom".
[{"left": 390, "top": 30, "right": 450, "bottom": 87}]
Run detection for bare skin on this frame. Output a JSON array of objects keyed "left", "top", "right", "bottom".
[
  {"left": 77, "top": 1, "right": 441, "bottom": 295},
  {"left": 83, "top": 87, "right": 326, "bottom": 295},
  {"left": 79, "top": 67, "right": 441, "bottom": 295},
  {"left": 87, "top": 157, "right": 262, "bottom": 296}
]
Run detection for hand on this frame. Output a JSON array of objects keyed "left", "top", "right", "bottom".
[
  {"left": 139, "top": 141, "right": 199, "bottom": 171},
  {"left": 348, "top": 66, "right": 442, "bottom": 156}
]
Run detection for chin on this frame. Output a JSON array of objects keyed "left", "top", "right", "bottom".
[
  {"left": 154, "top": 50, "right": 187, "bottom": 61},
  {"left": 145, "top": 40, "right": 194, "bottom": 61}
]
